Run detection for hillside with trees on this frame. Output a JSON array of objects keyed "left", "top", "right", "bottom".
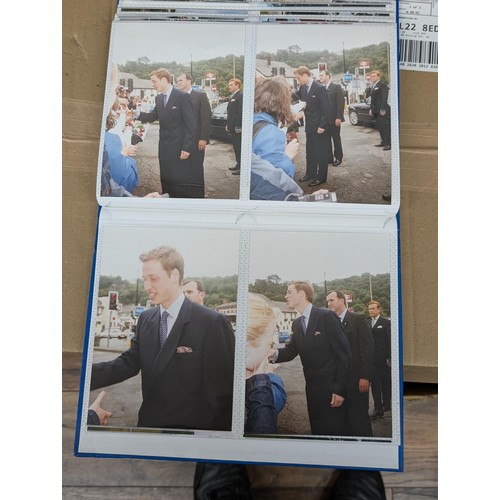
[
  {"left": 257, "top": 42, "right": 390, "bottom": 79},
  {"left": 119, "top": 55, "right": 245, "bottom": 98},
  {"left": 250, "top": 272, "right": 391, "bottom": 316},
  {"left": 99, "top": 272, "right": 391, "bottom": 317},
  {"left": 118, "top": 41, "right": 389, "bottom": 99}
]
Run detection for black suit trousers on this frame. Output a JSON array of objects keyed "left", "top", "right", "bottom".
[
  {"left": 327, "top": 123, "right": 343, "bottom": 162},
  {"left": 158, "top": 144, "right": 205, "bottom": 199},
  {"left": 346, "top": 389, "right": 373, "bottom": 437},
  {"left": 371, "top": 362, "right": 391, "bottom": 411},
  {"left": 375, "top": 113, "right": 391, "bottom": 146},
  {"left": 305, "top": 131, "right": 330, "bottom": 182},
  {"left": 230, "top": 131, "right": 242, "bottom": 167},
  {"left": 306, "top": 383, "right": 349, "bottom": 436}
]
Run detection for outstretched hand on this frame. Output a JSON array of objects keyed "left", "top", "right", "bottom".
[
  {"left": 285, "top": 138, "right": 299, "bottom": 160},
  {"left": 89, "top": 391, "right": 113, "bottom": 425}
]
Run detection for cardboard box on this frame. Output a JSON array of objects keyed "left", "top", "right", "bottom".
[{"left": 62, "top": 1, "right": 438, "bottom": 383}]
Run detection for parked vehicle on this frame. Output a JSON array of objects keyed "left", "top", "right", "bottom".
[
  {"left": 210, "top": 101, "right": 232, "bottom": 140},
  {"left": 348, "top": 97, "right": 376, "bottom": 126},
  {"left": 278, "top": 332, "right": 291, "bottom": 344}
]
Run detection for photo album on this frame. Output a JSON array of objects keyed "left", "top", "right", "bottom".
[{"left": 75, "top": 0, "right": 403, "bottom": 471}]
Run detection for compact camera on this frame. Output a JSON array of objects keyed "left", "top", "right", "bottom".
[{"left": 297, "top": 192, "right": 337, "bottom": 203}]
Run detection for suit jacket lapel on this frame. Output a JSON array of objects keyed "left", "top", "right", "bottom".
[
  {"left": 306, "top": 305, "right": 319, "bottom": 336},
  {"left": 342, "top": 311, "right": 350, "bottom": 328},
  {"left": 141, "top": 307, "right": 161, "bottom": 369},
  {"left": 145, "top": 298, "right": 192, "bottom": 397}
]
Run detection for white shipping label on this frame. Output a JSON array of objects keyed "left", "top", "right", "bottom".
[{"left": 399, "top": 1, "right": 438, "bottom": 72}]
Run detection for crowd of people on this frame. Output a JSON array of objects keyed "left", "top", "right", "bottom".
[
  {"left": 249, "top": 66, "right": 392, "bottom": 201},
  {"left": 87, "top": 245, "right": 392, "bottom": 498},
  {"left": 100, "top": 63, "right": 391, "bottom": 201},
  {"left": 89, "top": 262, "right": 391, "bottom": 436}
]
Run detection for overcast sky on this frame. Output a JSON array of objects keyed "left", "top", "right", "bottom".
[
  {"left": 249, "top": 230, "right": 391, "bottom": 284},
  {"left": 256, "top": 23, "right": 392, "bottom": 55},
  {"left": 112, "top": 21, "right": 392, "bottom": 65},
  {"left": 112, "top": 21, "right": 246, "bottom": 65},
  {"left": 97, "top": 226, "right": 391, "bottom": 285},
  {"left": 99, "top": 226, "right": 241, "bottom": 280}
]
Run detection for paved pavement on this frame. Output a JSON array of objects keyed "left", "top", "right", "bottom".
[
  {"left": 89, "top": 347, "right": 393, "bottom": 438},
  {"left": 130, "top": 119, "right": 392, "bottom": 204}
]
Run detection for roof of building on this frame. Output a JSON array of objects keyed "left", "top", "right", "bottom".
[
  {"left": 255, "top": 59, "right": 296, "bottom": 78},
  {"left": 118, "top": 72, "right": 153, "bottom": 90}
]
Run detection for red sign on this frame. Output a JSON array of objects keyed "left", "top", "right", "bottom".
[
  {"left": 358, "top": 60, "right": 370, "bottom": 69},
  {"left": 205, "top": 71, "right": 216, "bottom": 80}
]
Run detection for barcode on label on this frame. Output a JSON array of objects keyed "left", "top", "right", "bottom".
[{"left": 399, "top": 39, "right": 438, "bottom": 66}]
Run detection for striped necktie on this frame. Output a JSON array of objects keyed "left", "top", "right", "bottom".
[
  {"left": 300, "top": 315, "right": 307, "bottom": 334},
  {"left": 159, "top": 310, "right": 169, "bottom": 348}
]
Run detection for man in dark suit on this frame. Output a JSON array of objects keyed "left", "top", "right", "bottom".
[
  {"left": 225, "top": 78, "right": 243, "bottom": 175},
  {"left": 367, "top": 300, "right": 392, "bottom": 420},
  {"left": 327, "top": 291, "right": 374, "bottom": 437},
  {"left": 176, "top": 73, "right": 212, "bottom": 198},
  {"left": 369, "top": 70, "right": 392, "bottom": 151},
  {"left": 90, "top": 245, "right": 235, "bottom": 431},
  {"left": 136, "top": 68, "right": 198, "bottom": 198},
  {"left": 292, "top": 66, "right": 331, "bottom": 187},
  {"left": 318, "top": 70, "right": 345, "bottom": 166},
  {"left": 269, "top": 281, "right": 351, "bottom": 436}
]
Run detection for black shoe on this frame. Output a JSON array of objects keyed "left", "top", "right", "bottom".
[
  {"left": 299, "top": 175, "right": 310, "bottom": 182},
  {"left": 232, "top": 169, "right": 241, "bottom": 175},
  {"left": 194, "top": 462, "right": 252, "bottom": 500},
  {"left": 228, "top": 165, "right": 240, "bottom": 171},
  {"left": 369, "top": 410, "right": 384, "bottom": 420},
  {"left": 308, "top": 179, "right": 324, "bottom": 187},
  {"left": 333, "top": 159, "right": 342, "bottom": 166},
  {"left": 330, "top": 470, "right": 386, "bottom": 499},
  {"left": 374, "top": 143, "right": 385, "bottom": 147},
  {"left": 383, "top": 145, "right": 391, "bottom": 151}
]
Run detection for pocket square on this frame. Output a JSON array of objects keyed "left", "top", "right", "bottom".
[
  {"left": 314, "top": 331, "right": 321, "bottom": 336},
  {"left": 377, "top": 325, "right": 383, "bottom": 328},
  {"left": 171, "top": 105, "right": 177, "bottom": 110},
  {"left": 176, "top": 346, "right": 193, "bottom": 353}
]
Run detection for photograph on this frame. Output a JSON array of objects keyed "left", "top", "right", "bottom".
[
  {"left": 250, "top": 23, "right": 396, "bottom": 204},
  {"left": 245, "top": 229, "right": 398, "bottom": 440},
  {"left": 86, "top": 225, "right": 240, "bottom": 433},
  {"left": 99, "top": 21, "right": 246, "bottom": 200}
]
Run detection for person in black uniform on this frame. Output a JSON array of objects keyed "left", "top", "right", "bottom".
[
  {"left": 369, "top": 70, "right": 392, "bottom": 151},
  {"left": 225, "top": 78, "right": 243, "bottom": 175},
  {"left": 176, "top": 73, "right": 212, "bottom": 198},
  {"left": 136, "top": 68, "right": 197, "bottom": 198},
  {"left": 269, "top": 281, "right": 351, "bottom": 436},
  {"left": 292, "top": 66, "right": 331, "bottom": 187},
  {"left": 367, "top": 300, "right": 392, "bottom": 420},
  {"left": 327, "top": 290, "right": 374, "bottom": 437},
  {"left": 318, "top": 70, "right": 345, "bottom": 166}
]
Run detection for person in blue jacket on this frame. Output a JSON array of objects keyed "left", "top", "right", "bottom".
[
  {"left": 252, "top": 76, "right": 299, "bottom": 179},
  {"left": 245, "top": 292, "right": 288, "bottom": 433},
  {"left": 104, "top": 105, "right": 139, "bottom": 194}
]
